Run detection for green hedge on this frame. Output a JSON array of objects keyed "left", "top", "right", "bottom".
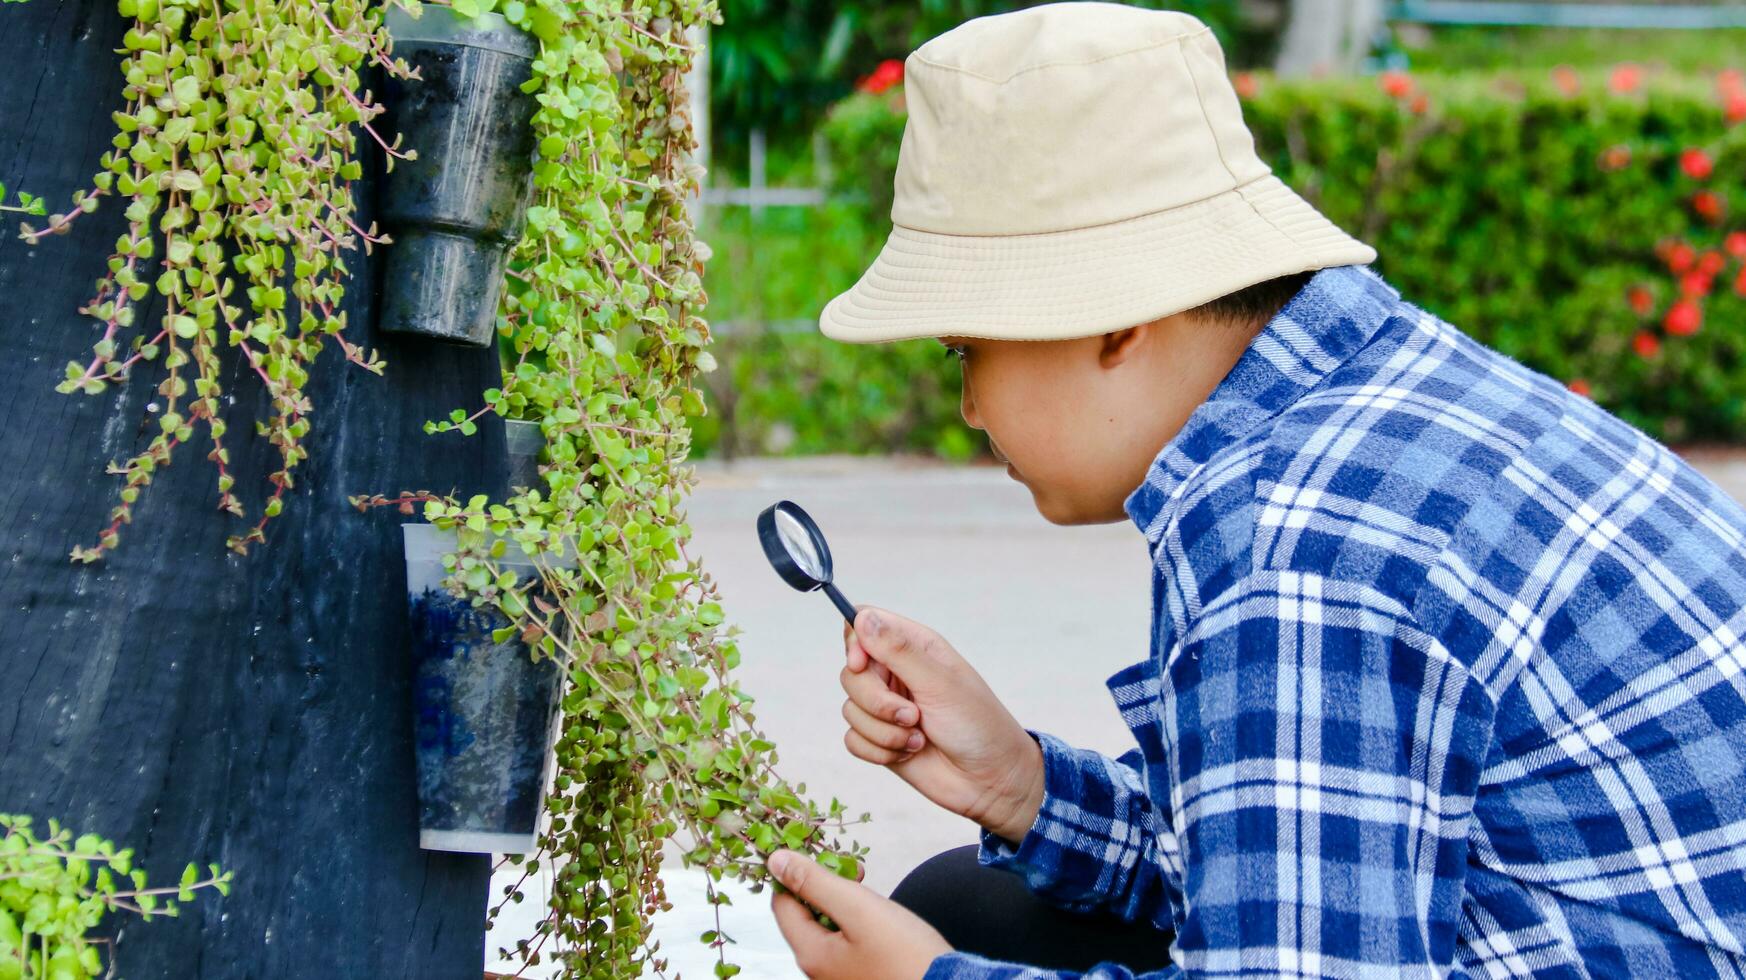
[{"left": 695, "top": 66, "right": 1746, "bottom": 456}]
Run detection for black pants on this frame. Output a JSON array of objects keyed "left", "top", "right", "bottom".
[{"left": 889, "top": 845, "right": 1173, "bottom": 972}]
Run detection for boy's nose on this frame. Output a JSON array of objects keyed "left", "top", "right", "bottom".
[{"left": 959, "top": 378, "right": 983, "bottom": 430}]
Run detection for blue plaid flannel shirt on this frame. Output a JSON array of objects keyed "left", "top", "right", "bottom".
[{"left": 925, "top": 264, "right": 1746, "bottom": 979}]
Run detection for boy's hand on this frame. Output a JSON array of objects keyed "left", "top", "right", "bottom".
[
  {"left": 840, "top": 607, "right": 1045, "bottom": 844},
  {"left": 767, "top": 848, "right": 950, "bottom": 979}
]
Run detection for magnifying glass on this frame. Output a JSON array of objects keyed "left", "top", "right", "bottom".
[{"left": 757, "top": 500, "right": 857, "bottom": 625}]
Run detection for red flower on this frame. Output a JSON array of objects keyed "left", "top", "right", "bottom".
[
  {"left": 1682, "top": 148, "right": 1714, "bottom": 180},
  {"left": 1552, "top": 65, "right": 1580, "bottom": 97},
  {"left": 1698, "top": 249, "right": 1728, "bottom": 276},
  {"left": 1728, "top": 94, "right": 1746, "bottom": 125},
  {"left": 1409, "top": 93, "right": 1430, "bottom": 115},
  {"left": 1666, "top": 300, "right": 1703, "bottom": 336},
  {"left": 1726, "top": 232, "right": 1746, "bottom": 258},
  {"left": 1666, "top": 241, "right": 1697, "bottom": 274},
  {"left": 1681, "top": 272, "right": 1714, "bottom": 298},
  {"left": 1627, "top": 285, "right": 1655, "bottom": 315},
  {"left": 1379, "top": 70, "right": 1413, "bottom": 99},
  {"left": 1633, "top": 331, "right": 1661, "bottom": 358},
  {"left": 1694, "top": 190, "right": 1726, "bottom": 223},
  {"left": 1609, "top": 64, "right": 1642, "bottom": 94},
  {"left": 1721, "top": 69, "right": 1746, "bottom": 95},
  {"left": 857, "top": 59, "right": 905, "bottom": 95},
  {"left": 1598, "top": 144, "right": 1632, "bottom": 171},
  {"left": 1567, "top": 378, "right": 1592, "bottom": 397},
  {"left": 1737, "top": 266, "right": 1746, "bottom": 297},
  {"left": 1233, "top": 72, "right": 1259, "bottom": 99}
]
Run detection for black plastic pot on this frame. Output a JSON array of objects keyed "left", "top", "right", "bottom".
[
  {"left": 379, "top": 8, "right": 537, "bottom": 347},
  {"left": 404, "top": 523, "right": 562, "bottom": 854}
]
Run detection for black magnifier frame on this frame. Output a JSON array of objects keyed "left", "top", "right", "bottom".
[{"left": 757, "top": 500, "right": 858, "bottom": 625}]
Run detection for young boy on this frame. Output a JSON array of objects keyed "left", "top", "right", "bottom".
[{"left": 759, "top": 4, "right": 1746, "bottom": 978}]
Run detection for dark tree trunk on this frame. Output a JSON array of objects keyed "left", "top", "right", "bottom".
[{"left": 0, "top": 3, "right": 498, "bottom": 975}]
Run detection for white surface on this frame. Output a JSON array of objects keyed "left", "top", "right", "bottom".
[
  {"left": 421, "top": 829, "right": 536, "bottom": 855},
  {"left": 484, "top": 862, "right": 802, "bottom": 979}
]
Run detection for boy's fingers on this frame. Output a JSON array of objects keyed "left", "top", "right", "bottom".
[
  {"left": 844, "top": 727, "right": 914, "bottom": 766},
  {"left": 767, "top": 850, "right": 870, "bottom": 927},
  {"left": 843, "top": 698, "right": 925, "bottom": 752},
  {"left": 840, "top": 663, "right": 919, "bottom": 726},
  {"left": 770, "top": 889, "right": 837, "bottom": 974}
]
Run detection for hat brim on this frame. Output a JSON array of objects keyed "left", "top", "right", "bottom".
[{"left": 818, "top": 173, "right": 1378, "bottom": 344}]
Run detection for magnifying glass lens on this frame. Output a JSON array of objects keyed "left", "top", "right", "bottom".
[{"left": 775, "top": 508, "right": 824, "bottom": 579}]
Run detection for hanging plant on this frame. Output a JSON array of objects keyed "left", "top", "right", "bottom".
[
  {"left": 19, "top": 0, "right": 414, "bottom": 561},
  {"left": 354, "top": 0, "right": 872, "bottom": 975}
]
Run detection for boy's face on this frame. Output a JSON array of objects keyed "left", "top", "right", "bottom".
[{"left": 939, "top": 314, "right": 1260, "bottom": 526}]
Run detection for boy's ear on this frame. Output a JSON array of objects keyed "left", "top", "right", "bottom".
[{"left": 1098, "top": 323, "right": 1149, "bottom": 369}]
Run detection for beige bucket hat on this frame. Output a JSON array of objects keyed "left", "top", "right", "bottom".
[{"left": 818, "top": 2, "right": 1377, "bottom": 344}]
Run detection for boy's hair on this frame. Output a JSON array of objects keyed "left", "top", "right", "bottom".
[{"left": 1187, "top": 270, "right": 1315, "bottom": 329}]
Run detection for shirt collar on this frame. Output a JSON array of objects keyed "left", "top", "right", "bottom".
[{"left": 1122, "top": 263, "right": 1403, "bottom": 546}]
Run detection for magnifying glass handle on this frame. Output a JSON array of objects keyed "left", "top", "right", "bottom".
[{"left": 822, "top": 582, "right": 858, "bottom": 626}]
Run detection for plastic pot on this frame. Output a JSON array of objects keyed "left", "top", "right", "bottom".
[
  {"left": 505, "top": 418, "right": 543, "bottom": 494},
  {"left": 404, "top": 523, "right": 562, "bottom": 854},
  {"left": 379, "top": 8, "right": 537, "bottom": 347}
]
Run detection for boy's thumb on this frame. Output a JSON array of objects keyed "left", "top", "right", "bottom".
[{"left": 852, "top": 607, "right": 949, "bottom": 677}]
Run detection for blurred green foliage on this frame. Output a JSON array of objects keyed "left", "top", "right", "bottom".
[
  {"left": 709, "top": 0, "right": 1264, "bottom": 161},
  {"left": 696, "top": 66, "right": 1746, "bottom": 457},
  {"left": 1245, "top": 68, "right": 1746, "bottom": 443},
  {"left": 1391, "top": 24, "right": 1746, "bottom": 75},
  {"left": 691, "top": 202, "right": 979, "bottom": 459}
]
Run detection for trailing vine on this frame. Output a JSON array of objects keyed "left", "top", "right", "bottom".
[
  {"left": 20, "top": 0, "right": 412, "bottom": 561},
  {"left": 357, "top": 1, "right": 871, "bottom": 975}
]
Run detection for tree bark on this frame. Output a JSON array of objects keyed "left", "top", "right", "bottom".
[{"left": 0, "top": 3, "right": 497, "bottom": 975}]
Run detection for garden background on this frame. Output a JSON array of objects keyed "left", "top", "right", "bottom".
[{"left": 694, "top": 3, "right": 1746, "bottom": 459}]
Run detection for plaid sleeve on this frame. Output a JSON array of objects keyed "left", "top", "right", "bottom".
[
  {"left": 974, "top": 730, "right": 1182, "bottom": 930},
  {"left": 927, "top": 572, "right": 1495, "bottom": 979}
]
